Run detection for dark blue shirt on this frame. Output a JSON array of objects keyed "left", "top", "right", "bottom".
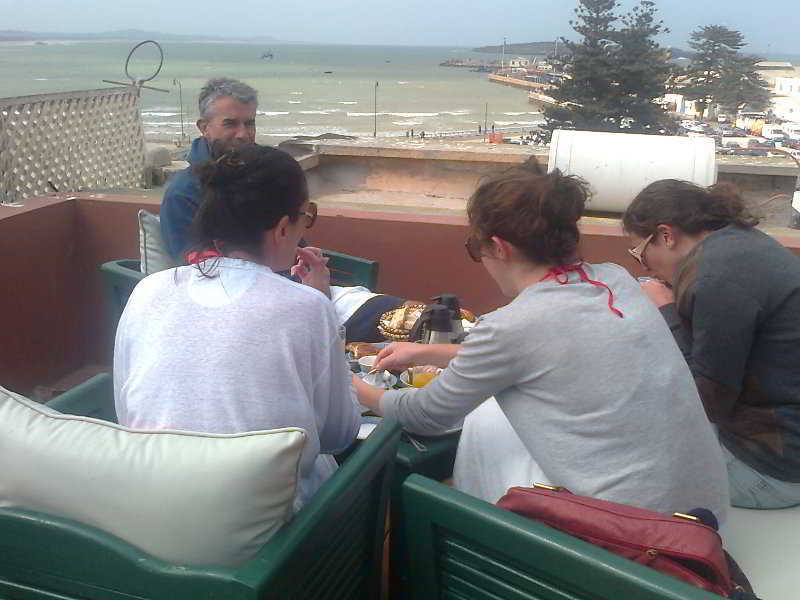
[{"left": 160, "top": 137, "right": 211, "bottom": 261}]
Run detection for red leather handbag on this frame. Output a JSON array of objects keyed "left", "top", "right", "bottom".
[{"left": 497, "top": 484, "right": 738, "bottom": 597}]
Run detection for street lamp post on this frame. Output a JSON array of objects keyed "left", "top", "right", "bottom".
[
  {"left": 173, "top": 78, "right": 185, "bottom": 142},
  {"left": 373, "top": 81, "right": 379, "bottom": 138}
]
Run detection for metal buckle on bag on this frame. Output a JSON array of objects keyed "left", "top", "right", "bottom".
[
  {"left": 533, "top": 483, "right": 564, "bottom": 492},
  {"left": 673, "top": 512, "right": 699, "bottom": 522}
]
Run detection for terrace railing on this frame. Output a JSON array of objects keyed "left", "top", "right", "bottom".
[{"left": 0, "top": 87, "right": 145, "bottom": 203}]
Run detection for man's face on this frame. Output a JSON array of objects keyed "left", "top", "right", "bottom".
[{"left": 197, "top": 96, "right": 257, "bottom": 151}]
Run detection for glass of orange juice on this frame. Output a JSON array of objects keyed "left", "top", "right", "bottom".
[{"left": 408, "top": 366, "right": 441, "bottom": 388}]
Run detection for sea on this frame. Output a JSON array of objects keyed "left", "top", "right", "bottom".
[{"left": 0, "top": 41, "right": 546, "bottom": 143}]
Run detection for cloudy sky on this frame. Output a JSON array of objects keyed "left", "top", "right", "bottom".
[{"left": 1, "top": 0, "right": 796, "bottom": 54}]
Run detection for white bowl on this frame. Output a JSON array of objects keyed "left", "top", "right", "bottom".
[{"left": 358, "top": 355, "right": 377, "bottom": 374}]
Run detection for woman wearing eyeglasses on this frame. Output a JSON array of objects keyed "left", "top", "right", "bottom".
[
  {"left": 354, "top": 158, "right": 728, "bottom": 518},
  {"left": 623, "top": 179, "right": 800, "bottom": 509},
  {"left": 114, "top": 144, "right": 360, "bottom": 511}
]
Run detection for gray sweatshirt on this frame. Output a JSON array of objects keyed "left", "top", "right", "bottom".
[{"left": 382, "top": 263, "right": 729, "bottom": 519}]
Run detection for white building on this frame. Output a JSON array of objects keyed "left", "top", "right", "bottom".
[
  {"left": 508, "top": 57, "right": 530, "bottom": 69},
  {"left": 662, "top": 93, "right": 707, "bottom": 118},
  {"left": 772, "top": 77, "right": 800, "bottom": 122},
  {"left": 772, "top": 96, "right": 800, "bottom": 122},
  {"left": 775, "top": 77, "right": 800, "bottom": 97}
]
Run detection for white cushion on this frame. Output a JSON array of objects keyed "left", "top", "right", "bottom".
[
  {"left": 138, "top": 209, "right": 176, "bottom": 274},
  {"left": 0, "top": 385, "right": 307, "bottom": 567},
  {"left": 724, "top": 505, "right": 800, "bottom": 600}
]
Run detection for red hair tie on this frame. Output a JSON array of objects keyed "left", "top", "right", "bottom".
[
  {"left": 185, "top": 249, "right": 222, "bottom": 265},
  {"left": 541, "top": 264, "right": 624, "bottom": 318}
]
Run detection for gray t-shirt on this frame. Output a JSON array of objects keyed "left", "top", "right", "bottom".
[{"left": 382, "top": 262, "right": 729, "bottom": 519}]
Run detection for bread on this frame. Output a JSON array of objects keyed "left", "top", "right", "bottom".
[
  {"left": 345, "top": 342, "right": 381, "bottom": 359},
  {"left": 378, "top": 304, "right": 477, "bottom": 341}
]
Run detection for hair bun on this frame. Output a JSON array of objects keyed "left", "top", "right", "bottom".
[
  {"left": 544, "top": 170, "right": 588, "bottom": 226},
  {"left": 194, "top": 149, "right": 247, "bottom": 188}
]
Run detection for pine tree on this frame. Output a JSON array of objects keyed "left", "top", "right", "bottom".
[
  {"left": 680, "top": 25, "right": 771, "bottom": 117},
  {"left": 546, "top": 0, "right": 620, "bottom": 132},
  {"left": 612, "top": 1, "right": 671, "bottom": 132},
  {"left": 716, "top": 54, "right": 772, "bottom": 113},
  {"left": 545, "top": 0, "right": 670, "bottom": 133}
]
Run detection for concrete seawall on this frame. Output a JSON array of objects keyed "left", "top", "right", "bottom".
[{"left": 488, "top": 73, "right": 553, "bottom": 91}]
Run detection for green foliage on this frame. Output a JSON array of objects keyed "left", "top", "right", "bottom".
[
  {"left": 546, "top": 0, "right": 671, "bottom": 133},
  {"left": 613, "top": 1, "right": 672, "bottom": 130},
  {"left": 679, "top": 25, "right": 771, "bottom": 115}
]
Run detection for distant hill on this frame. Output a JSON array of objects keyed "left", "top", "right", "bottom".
[
  {"left": 668, "top": 47, "right": 693, "bottom": 61},
  {"left": 474, "top": 41, "right": 696, "bottom": 60},
  {"left": 473, "top": 41, "right": 559, "bottom": 56},
  {"left": 0, "top": 29, "right": 282, "bottom": 43}
]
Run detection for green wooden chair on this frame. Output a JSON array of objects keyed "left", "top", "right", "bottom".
[
  {"left": 390, "top": 431, "right": 461, "bottom": 598},
  {"left": 100, "top": 251, "right": 378, "bottom": 338},
  {"left": 45, "top": 371, "right": 116, "bottom": 423},
  {"left": 322, "top": 249, "right": 379, "bottom": 290},
  {"left": 0, "top": 375, "right": 401, "bottom": 600},
  {"left": 99, "top": 259, "right": 145, "bottom": 338},
  {"left": 401, "top": 474, "right": 723, "bottom": 600}
]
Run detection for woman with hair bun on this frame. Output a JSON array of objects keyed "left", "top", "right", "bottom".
[
  {"left": 355, "top": 158, "right": 728, "bottom": 518},
  {"left": 114, "top": 144, "right": 360, "bottom": 511},
  {"left": 623, "top": 179, "right": 800, "bottom": 509}
]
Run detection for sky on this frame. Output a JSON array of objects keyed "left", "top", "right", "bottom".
[{"left": 0, "top": 0, "right": 797, "bottom": 55}]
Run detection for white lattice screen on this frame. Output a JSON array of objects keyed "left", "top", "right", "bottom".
[{"left": 0, "top": 87, "right": 145, "bottom": 202}]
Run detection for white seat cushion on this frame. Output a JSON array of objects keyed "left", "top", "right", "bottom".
[
  {"left": 0, "top": 385, "right": 307, "bottom": 567},
  {"left": 724, "top": 505, "right": 800, "bottom": 599},
  {"left": 138, "top": 209, "right": 176, "bottom": 274}
]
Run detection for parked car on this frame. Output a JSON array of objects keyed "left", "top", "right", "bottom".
[{"left": 731, "top": 148, "right": 769, "bottom": 157}]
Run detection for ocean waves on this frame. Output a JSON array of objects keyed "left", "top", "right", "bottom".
[
  {"left": 347, "top": 111, "right": 439, "bottom": 118},
  {"left": 494, "top": 120, "right": 546, "bottom": 127}
]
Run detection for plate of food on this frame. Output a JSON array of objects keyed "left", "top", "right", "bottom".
[{"left": 378, "top": 305, "right": 477, "bottom": 341}]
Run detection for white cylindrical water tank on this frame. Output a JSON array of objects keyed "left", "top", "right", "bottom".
[{"left": 548, "top": 129, "right": 718, "bottom": 213}]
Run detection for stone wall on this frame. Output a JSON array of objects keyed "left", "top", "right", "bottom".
[{"left": 293, "top": 140, "right": 800, "bottom": 227}]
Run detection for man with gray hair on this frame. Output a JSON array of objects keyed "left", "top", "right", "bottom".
[
  {"left": 158, "top": 77, "right": 411, "bottom": 342},
  {"left": 160, "top": 77, "right": 258, "bottom": 259}
]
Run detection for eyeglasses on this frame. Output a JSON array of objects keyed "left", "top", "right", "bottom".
[
  {"left": 299, "top": 201, "right": 318, "bottom": 229},
  {"left": 628, "top": 233, "right": 654, "bottom": 268},
  {"left": 464, "top": 236, "right": 485, "bottom": 263}
]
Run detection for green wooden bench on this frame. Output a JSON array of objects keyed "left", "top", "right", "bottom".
[
  {"left": 0, "top": 375, "right": 401, "bottom": 600},
  {"left": 401, "top": 474, "right": 723, "bottom": 600}
]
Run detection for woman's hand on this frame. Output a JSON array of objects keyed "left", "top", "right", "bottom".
[
  {"left": 640, "top": 280, "right": 675, "bottom": 308},
  {"left": 352, "top": 373, "right": 384, "bottom": 413},
  {"left": 292, "top": 247, "right": 331, "bottom": 298},
  {"left": 374, "top": 342, "right": 460, "bottom": 372},
  {"left": 374, "top": 342, "right": 427, "bottom": 372}
]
